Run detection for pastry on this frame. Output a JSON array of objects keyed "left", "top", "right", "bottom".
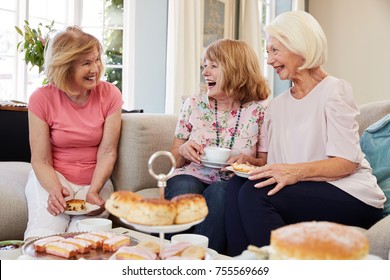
[
  {"left": 89, "top": 231, "right": 116, "bottom": 239},
  {"left": 65, "top": 199, "right": 87, "bottom": 212},
  {"left": 105, "top": 191, "right": 177, "bottom": 226},
  {"left": 172, "top": 194, "right": 208, "bottom": 224},
  {"left": 61, "top": 238, "right": 92, "bottom": 254},
  {"left": 180, "top": 245, "right": 206, "bottom": 260},
  {"left": 136, "top": 241, "right": 161, "bottom": 254},
  {"left": 45, "top": 241, "right": 78, "bottom": 259},
  {"left": 74, "top": 233, "right": 105, "bottom": 249},
  {"left": 102, "top": 235, "right": 131, "bottom": 252},
  {"left": 269, "top": 221, "right": 369, "bottom": 260},
  {"left": 33, "top": 236, "right": 65, "bottom": 252},
  {"left": 159, "top": 242, "right": 192, "bottom": 259},
  {"left": 232, "top": 162, "right": 256, "bottom": 173},
  {"left": 114, "top": 246, "right": 157, "bottom": 260}
]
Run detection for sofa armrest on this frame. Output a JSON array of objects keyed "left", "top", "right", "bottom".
[
  {"left": 357, "top": 99, "right": 390, "bottom": 136},
  {"left": 111, "top": 113, "right": 178, "bottom": 193}
]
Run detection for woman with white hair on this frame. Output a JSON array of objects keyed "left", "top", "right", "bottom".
[{"left": 224, "top": 11, "right": 386, "bottom": 256}]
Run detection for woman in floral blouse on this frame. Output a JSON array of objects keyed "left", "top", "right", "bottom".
[{"left": 165, "top": 39, "right": 270, "bottom": 253}]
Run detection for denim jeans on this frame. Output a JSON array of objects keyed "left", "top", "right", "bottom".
[{"left": 165, "top": 174, "right": 228, "bottom": 253}]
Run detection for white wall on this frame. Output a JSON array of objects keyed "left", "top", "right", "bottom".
[{"left": 308, "top": 0, "right": 390, "bottom": 105}]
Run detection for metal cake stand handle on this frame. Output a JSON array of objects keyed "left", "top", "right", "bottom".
[
  {"left": 147, "top": 151, "right": 177, "bottom": 251},
  {"left": 148, "top": 150, "right": 176, "bottom": 200}
]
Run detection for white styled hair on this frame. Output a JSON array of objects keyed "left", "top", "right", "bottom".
[{"left": 264, "top": 10, "right": 327, "bottom": 70}]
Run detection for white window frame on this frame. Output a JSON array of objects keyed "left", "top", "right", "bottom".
[{"left": 3, "top": 0, "right": 134, "bottom": 109}]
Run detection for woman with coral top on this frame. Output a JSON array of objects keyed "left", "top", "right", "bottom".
[
  {"left": 24, "top": 26, "right": 123, "bottom": 240},
  {"left": 224, "top": 11, "right": 386, "bottom": 257},
  {"left": 165, "top": 39, "right": 270, "bottom": 253}
]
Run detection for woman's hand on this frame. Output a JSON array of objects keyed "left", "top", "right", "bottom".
[
  {"left": 249, "top": 163, "right": 302, "bottom": 195},
  {"left": 86, "top": 191, "right": 105, "bottom": 216},
  {"left": 178, "top": 140, "right": 204, "bottom": 164},
  {"left": 47, "top": 186, "right": 70, "bottom": 216}
]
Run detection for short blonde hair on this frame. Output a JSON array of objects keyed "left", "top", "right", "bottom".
[
  {"left": 264, "top": 11, "right": 327, "bottom": 70},
  {"left": 44, "top": 26, "right": 104, "bottom": 93},
  {"left": 203, "top": 39, "right": 269, "bottom": 103}
]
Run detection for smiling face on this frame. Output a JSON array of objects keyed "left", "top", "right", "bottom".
[
  {"left": 202, "top": 59, "right": 222, "bottom": 98},
  {"left": 69, "top": 48, "right": 101, "bottom": 96},
  {"left": 266, "top": 36, "right": 305, "bottom": 81}
]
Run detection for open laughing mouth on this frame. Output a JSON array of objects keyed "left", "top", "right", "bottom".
[
  {"left": 84, "top": 75, "right": 96, "bottom": 81},
  {"left": 206, "top": 81, "right": 216, "bottom": 89}
]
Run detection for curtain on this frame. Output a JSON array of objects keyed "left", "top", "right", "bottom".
[
  {"left": 292, "top": 0, "right": 305, "bottom": 11},
  {"left": 238, "top": 0, "right": 264, "bottom": 70},
  {"left": 165, "top": 0, "right": 201, "bottom": 114}
]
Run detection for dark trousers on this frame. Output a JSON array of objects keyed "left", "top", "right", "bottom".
[{"left": 225, "top": 176, "right": 383, "bottom": 257}]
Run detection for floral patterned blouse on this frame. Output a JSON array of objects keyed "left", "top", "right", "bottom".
[{"left": 173, "top": 93, "right": 268, "bottom": 184}]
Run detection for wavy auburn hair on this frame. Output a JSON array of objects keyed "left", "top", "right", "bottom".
[{"left": 203, "top": 39, "right": 270, "bottom": 103}]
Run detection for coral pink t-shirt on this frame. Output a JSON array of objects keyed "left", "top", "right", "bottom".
[{"left": 28, "top": 81, "right": 123, "bottom": 185}]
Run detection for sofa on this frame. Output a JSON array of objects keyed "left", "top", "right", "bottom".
[{"left": 1, "top": 99, "right": 389, "bottom": 259}]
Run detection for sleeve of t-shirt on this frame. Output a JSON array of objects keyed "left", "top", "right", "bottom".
[
  {"left": 103, "top": 83, "right": 124, "bottom": 117},
  {"left": 325, "top": 79, "right": 362, "bottom": 163},
  {"left": 28, "top": 87, "right": 53, "bottom": 124}
]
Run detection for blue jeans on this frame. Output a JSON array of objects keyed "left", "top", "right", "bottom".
[{"left": 165, "top": 174, "right": 228, "bottom": 253}]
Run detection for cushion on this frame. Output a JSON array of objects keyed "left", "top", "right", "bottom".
[
  {"left": 360, "top": 114, "right": 390, "bottom": 216},
  {"left": 0, "top": 162, "right": 32, "bottom": 240},
  {"left": 367, "top": 214, "right": 390, "bottom": 259},
  {"left": 111, "top": 113, "right": 178, "bottom": 193}
]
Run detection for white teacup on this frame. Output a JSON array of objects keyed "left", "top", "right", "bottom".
[
  {"left": 171, "top": 234, "right": 209, "bottom": 248},
  {"left": 75, "top": 218, "right": 112, "bottom": 232},
  {"left": 204, "top": 147, "right": 231, "bottom": 163}
]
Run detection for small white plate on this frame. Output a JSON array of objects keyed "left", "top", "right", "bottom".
[
  {"left": 205, "top": 248, "right": 218, "bottom": 260},
  {"left": 119, "top": 218, "right": 205, "bottom": 234},
  {"left": 202, "top": 159, "right": 230, "bottom": 169},
  {"left": 226, "top": 166, "right": 250, "bottom": 178},
  {"left": 64, "top": 202, "right": 100, "bottom": 215}
]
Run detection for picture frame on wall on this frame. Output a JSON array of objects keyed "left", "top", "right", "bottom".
[{"left": 200, "top": 0, "right": 236, "bottom": 52}]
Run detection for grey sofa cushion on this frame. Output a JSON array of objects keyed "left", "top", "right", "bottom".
[
  {"left": 367, "top": 215, "right": 390, "bottom": 259},
  {"left": 357, "top": 99, "right": 390, "bottom": 136},
  {"left": 0, "top": 162, "right": 31, "bottom": 240},
  {"left": 111, "top": 113, "right": 178, "bottom": 195}
]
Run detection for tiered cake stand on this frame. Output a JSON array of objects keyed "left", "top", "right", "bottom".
[{"left": 119, "top": 151, "right": 204, "bottom": 251}]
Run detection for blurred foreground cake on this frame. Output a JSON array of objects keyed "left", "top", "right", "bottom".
[{"left": 249, "top": 221, "right": 369, "bottom": 260}]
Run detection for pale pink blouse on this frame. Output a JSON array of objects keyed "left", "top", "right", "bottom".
[
  {"left": 173, "top": 93, "right": 268, "bottom": 184},
  {"left": 264, "top": 76, "right": 386, "bottom": 208}
]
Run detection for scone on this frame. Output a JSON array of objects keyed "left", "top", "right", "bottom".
[
  {"left": 105, "top": 191, "right": 177, "bottom": 226},
  {"left": 232, "top": 162, "right": 256, "bottom": 173},
  {"left": 171, "top": 194, "right": 208, "bottom": 224},
  {"left": 66, "top": 199, "right": 87, "bottom": 212}
]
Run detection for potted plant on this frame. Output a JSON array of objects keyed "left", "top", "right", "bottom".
[{"left": 15, "top": 20, "right": 55, "bottom": 82}]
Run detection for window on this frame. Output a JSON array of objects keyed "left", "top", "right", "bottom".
[
  {"left": 258, "top": 0, "right": 275, "bottom": 96},
  {"left": 0, "top": 0, "right": 127, "bottom": 105}
]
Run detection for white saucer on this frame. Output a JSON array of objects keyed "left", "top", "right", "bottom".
[
  {"left": 202, "top": 159, "right": 229, "bottom": 169},
  {"left": 226, "top": 166, "right": 250, "bottom": 178},
  {"left": 64, "top": 203, "right": 100, "bottom": 215},
  {"left": 119, "top": 218, "right": 205, "bottom": 233}
]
